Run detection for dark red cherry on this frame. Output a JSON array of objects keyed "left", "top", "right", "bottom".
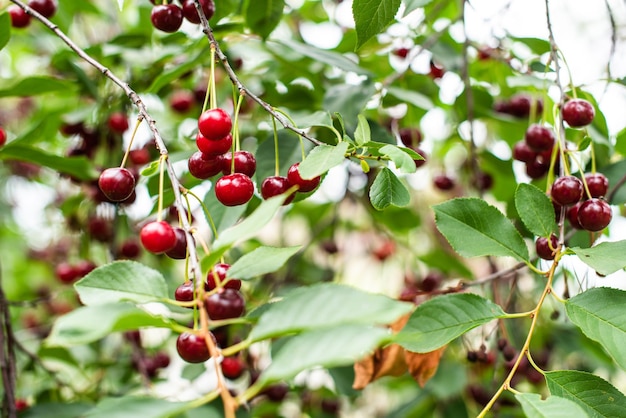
[
  {"left": 181, "top": 0, "right": 215, "bottom": 24},
  {"left": 221, "top": 151, "right": 256, "bottom": 177},
  {"left": 221, "top": 356, "right": 245, "bottom": 379},
  {"left": 567, "top": 202, "right": 583, "bottom": 229},
  {"left": 196, "top": 132, "right": 232, "bottom": 156},
  {"left": 206, "top": 263, "right": 241, "bottom": 290},
  {"left": 188, "top": 151, "right": 222, "bottom": 179},
  {"left": 8, "top": 5, "right": 31, "bottom": 28},
  {"left": 176, "top": 332, "right": 210, "bottom": 363},
  {"left": 399, "top": 128, "right": 422, "bottom": 149},
  {"left": 205, "top": 288, "right": 245, "bottom": 320},
  {"left": 513, "top": 141, "right": 538, "bottom": 163},
  {"left": 170, "top": 90, "right": 195, "bottom": 113},
  {"left": 536, "top": 235, "right": 559, "bottom": 260},
  {"left": 525, "top": 124, "right": 555, "bottom": 151},
  {"left": 433, "top": 175, "right": 455, "bottom": 191},
  {"left": 165, "top": 227, "right": 188, "bottom": 260},
  {"left": 429, "top": 61, "right": 445, "bottom": 79},
  {"left": 584, "top": 173, "right": 609, "bottom": 198},
  {"left": 562, "top": 99, "right": 595, "bottom": 127},
  {"left": 174, "top": 281, "right": 195, "bottom": 303},
  {"left": 88, "top": 217, "right": 113, "bottom": 242},
  {"left": 287, "top": 163, "right": 321, "bottom": 193},
  {"left": 215, "top": 173, "right": 254, "bottom": 206},
  {"left": 413, "top": 148, "right": 427, "bottom": 169},
  {"left": 119, "top": 238, "right": 141, "bottom": 259},
  {"left": 140, "top": 221, "right": 177, "bottom": 254},
  {"left": 198, "top": 108, "right": 232, "bottom": 141},
  {"left": 151, "top": 4, "right": 183, "bottom": 33},
  {"left": 108, "top": 112, "right": 129, "bottom": 134},
  {"left": 261, "top": 176, "right": 295, "bottom": 204},
  {"left": 28, "top": 0, "right": 57, "bottom": 18},
  {"left": 129, "top": 148, "right": 152, "bottom": 166},
  {"left": 98, "top": 167, "right": 136, "bottom": 202},
  {"left": 577, "top": 198, "right": 612, "bottom": 232},
  {"left": 551, "top": 176, "right": 583, "bottom": 206},
  {"left": 525, "top": 159, "right": 549, "bottom": 179},
  {"left": 0, "top": 127, "right": 6, "bottom": 147},
  {"left": 55, "top": 262, "right": 79, "bottom": 284}
]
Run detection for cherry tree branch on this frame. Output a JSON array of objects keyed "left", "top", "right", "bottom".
[{"left": 0, "top": 261, "right": 17, "bottom": 418}]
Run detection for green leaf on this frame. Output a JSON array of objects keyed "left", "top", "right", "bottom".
[
  {"left": 516, "top": 393, "right": 589, "bottom": 418},
  {"left": 0, "top": 144, "right": 97, "bottom": 181},
  {"left": 298, "top": 141, "right": 349, "bottom": 179},
  {"left": 565, "top": 287, "right": 626, "bottom": 370},
  {"left": 140, "top": 160, "right": 160, "bottom": 177},
  {"left": 515, "top": 183, "right": 557, "bottom": 237},
  {"left": 244, "top": 0, "right": 284, "bottom": 40},
  {"left": 546, "top": 370, "right": 626, "bottom": 417},
  {"left": 273, "top": 40, "right": 371, "bottom": 75},
  {"left": 83, "top": 396, "right": 189, "bottom": 418},
  {"left": 74, "top": 261, "right": 169, "bottom": 306},
  {"left": 396, "top": 293, "right": 505, "bottom": 352},
  {"left": 570, "top": 241, "right": 626, "bottom": 276},
  {"left": 385, "top": 86, "right": 434, "bottom": 110},
  {"left": 0, "top": 13, "right": 10, "bottom": 52},
  {"left": 227, "top": 246, "right": 301, "bottom": 280},
  {"left": 433, "top": 197, "right": 529, "bottom": 262},
  {"left": 354, "top": 114, "right": 371, "bottom": 146},
  {"left": 148, "top": 49, "right": 206, "bottom": 93},
  {"left": 0, "top": 76, "right": 77, "bottom": 97},
  {"left": 249, "top": 283, "right": 413, "bottom": 341},
  {"left": 46, "top": 303, "right": 174, "bottom": 346},
  {"left": 259, "top": 325, "right": 391, "bottom": 384},
  {"left": 369, "top": 167, "right": 411, "bottom": 210},
  {"left": 403, "top": 0, "right": 434, "bottom": 16},
  {"left": 20, "top": 403, "right": 93, "bottom": 418},
  {"left": 353, "top": 0, "right": 402, "bottom": 50},
  {"left": 511, "top": 36, "right": 552, "bottom": 55},
  {"left": 380, "top": 145, "right": 417, "bottom": 174}
]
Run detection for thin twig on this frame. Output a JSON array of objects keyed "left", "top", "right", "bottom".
[
  {"left": 602, "top": 0, "right": 617, "bottom": 98},
  {"left": 0, "top": 259, "right": 17, "bottom": 418}
]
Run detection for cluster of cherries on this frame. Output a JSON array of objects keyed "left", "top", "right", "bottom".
[
  {"left": 8, "top": 0, "right": 56, "bottom": 27},
  {"left": 149, "top": 0, "right": 215, "bottom": 33}
]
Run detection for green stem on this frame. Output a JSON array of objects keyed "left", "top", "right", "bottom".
[
  {"left": 156, "top": 154, "right": 167, "bottom": 222},
  {"left": 120, "top": 116, "right": 142, "bottom": 168}
]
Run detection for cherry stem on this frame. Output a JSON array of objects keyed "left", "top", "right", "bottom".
[
  {"left": 272, "top": 116, "right": 280, "bottom": 177},
  {"left": 183, "top": 188, "right": 219, "bottom": 240},
  {"left": 156, "top": 154, "right": 167, "bottom": 222},
  {"left": 209, "top": 45, "right": 217, "bottom": 110},
  {"left": 233, "top": 93, "right": 244, "bottom": 153},
  {"left": 120, "top": 116, "right": 142, "bottom": 168}
]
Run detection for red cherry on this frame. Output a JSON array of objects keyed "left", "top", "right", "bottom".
[
  {"left": 206, "top": 263, "right": 241, "bottom": 290},
  {"left": 188, "top": 151, "right": 223, "bottom": 179},
  {"left": 525, "top": 159, "right": 549, "bottom": 179},
  {"left": 88, "top": 217, "right": 114, "bottom": 242},
  {"left": 393, "top": 47, "right": 410, "bottom": 58},
  {"left": 165, "top": 227, "right": 188, "bottom": 260},
  {"left": 413, "top": 148, "right": 427, "bottom": 169},
  {"left": 98, "top": 167, "right": 136, "bottom": 202},
  {"left": 28, "top": 0, "right": 57, "bottom": 18},
  {"left": 198, "top": 108, "right": 232, "bottom": 141},
  {"left": 551, "top": 176, "right": 583, "bottom": 206},
  {"left": 151, "top": 4, "right": 183, "bottom": 33},
  {"left": 221, "top": 151, "right": 256, "bottom": 177},
  {"left": 419, "top": 272, "right": 443, "bottom": 292},
  {"left": 119, "top": 238, "right": 142, "bottom": 259},
  {"left": 170, "top": 90, "right": 195, "bottom": 113},
  {"left": 513, "top": 142, "right": 537, "bottom": 163},
  {"left": 584, "top": 173, "right": 609, "bottom": 198},
  {"left": 399, "top": 128, "right": 422, "bottom": 149},
  {"left": 536, "top": 235, "right": 559, "bottom": 260},
  {"left": 140, "top": 221, "right": 177, "bottom": 254},
  {"left": 525, "top": 124, "right": 555, "bottom": 151},
  {"left": 0, "top": 127, "right": 6, "bottom": 147},
  {"left": 196, "top": 132, "right": 232, "bottom": 156},
  {"left": 8, "top": 6, "right": 31, "bottom": 28},
  {"left": 205, "top": 288, "right": 245, "bottom": 320},
  {"left": 429, "top": 61, "right": 445, "bottom": 79},
  {"left": 174, "top": 281, "right": 195, "bottom": 303},
  {"left": 15, "top": 399, "right": 29, "bottom": 412},
  {"left": 562, "top": 99, "right": 595, "bottom": 127},
  {"left": 75, "top": 260, "right": 96, "bottom": 278},
  {"left": 55, "top": 262, "right": 79, "bottom": 284},
  {"left": 287, "top": 163, "right": 321, "bottom": 193},
  {"left": 433, "top": 174, "right": 455, "bottom": 191},
  {"left": 176, "top": 332, "right": 211, "bottom": 363},
  {"left": 215, "top": 173, "right": 254, "bottom": 206},
  {"left": 567, "top": 202, "right": 583, "bottom": 229},
  {"left": 221, "top": 356, "right": 245, "bottom": 379},
  {"left": 129, "top": 148, "right": 152, "bottom": 166},
  {"left": 577, "top": 198, "right": 612, "bottom": 231},
  {"left": 108, "top": 112, "right": 129, "bottom": 134},
  {"left": 181, "top": 0, "right": 215, "bottom": 24},
  {"left": 261, "top": 176, "right": 295, "bottom": 204}
]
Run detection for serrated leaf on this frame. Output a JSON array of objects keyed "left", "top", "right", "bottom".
[
  {"left": 260, "top": 325, "right": 391, "bottom": 384},
  {"left": 380, "top": 145, "right": 417, "bottom": 174},
  {"left": 570, "top": 241, "right": 626, "bottom": 276},
  {"left": 75, "top": 261, "right": 169, "bottom": 305},
  {"left": 0, "top": 76, "right": 77, "bottom": 97},
  {"left": 0, "top": 144, "right": 97, "bottom": 181},
  {"left": 433, "top": 197, "right": 529, "bottom": 262},
  {"left": 0, "top": 13, "right": 10, "bottom": 52},
  {"left": 249, "top": 283, "right": 413, "bottom": 341},
  {"left": 516, "top": 393, "right": 589, "bottom": 418},
  {"left": 298, "top": 141, "right": 349, "bottom": 179},
  {"left": 227, "top": 246, "right": 301, "bottom": 280},
  {"left": 515, "top": 183, "right": 557, "bottom": 237},
  {"left": 353, "top": 0, "right": 402, "bottom": 50},
  {"left": 546, "top": 370, "right": 626, "bottom": 417},
  {"left": 396, "top": 293, "right": 505, "bottom": 352},
  {"left": 385, "top": 86, "right": 434, "bottom": 110},
  {"left": 565, "top": 287, "right": 626, "bottom": 370},
  {"left": 83, "top": 396, "right": 189, "bottom": 418},
  {"left": 369, "top": 167, "right": 411, "bottom": 210},
  {"left": 244, "top": 0, "right": 284, "bottom": 40},
  {"left": 140, "top": 160, "right": 160, "bottom": 177},
  {"left": 46, "top": 304, "right": 174, "bottom": 346},
  {"left": 354, "top": 114, "right": 371, "bottom": 146}
]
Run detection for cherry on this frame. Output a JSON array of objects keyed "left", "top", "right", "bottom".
[
  {"left": 205, "top": 288, "right": 245, "bottom": 320},
  {"left": 174, "top": 281, "right": 195, "bottom": 303},
  {"left": 75, "top": 260, "right": 96, "bottom": 278},
  {"left": 566, "top": 202, "right": 583, "bottom": 229},
  {"left": 188, "top": 151, "right": 222, "bottom": 179},
  {"left": 429, "top": 61, "right": 445, "bottom": 79},
  {"left": 551, "top": 176, "right": 583, "bottom": 206},
  {"left": 584, "top": 173, "right": 609, "bottom": 198},
  {"left": 525, "top": 158, "right": 549, "bottom": 179},
  {"left": 88, "top": 217, "right": 113, "bottom": 242},
  {"left": 221, "top": 151, "right": 256, "bottom": 177},
  {"left": 399, "top": 127, "right": 422, "bottom": 149},
  {"left": 55, "top": 262, "right": 79, "bottom": 284},
  {"left": 8, "top": 6, "right": 31, "bottom": 28},
  {"left": 151, "top": 4, "right": 183, "bottom": 33},
  {"left": 181, "top": 0, "right": 215, "bottom": 24},
  {"left": 129, "top": 148, "right": 151, "bottom": 166},
  {"left": 433, "top": 174, "right": 455, "bottom": 191},
  {"left": 507, "top": 95, "right": 533, "bottom": 118},
  {"left": 0, "top": 127, "right": 6, "bottom": 147},
  {"left": 372, "top": 240, "right": 395, "bottom": 261},
  {"left": 108, "top": 112, "right": 129, "bottom": 134},
  {"left": 524, "top": 124, "right": 555, "bottom": 151},
  {"left": 287, "top": 163, "right": 321, "bottom": 193},
  {"left": 215, "top": 173, "right": 254, "bottom": 206},
  {"left": 419, "top": 272, "right": 443, "bottom": 292},
  {"left": 119, "top": 238, "right": 141, "bottom": 259},
  {"left": 98, "top": 167, "right": 136, "bottom": 202},
  {"left": 536, "top": 235, "right": 558, "bottom": 260},
  {"left": 577, "top": 198, "right": 612, "bottom": 231},
  {"left": 28, "top": 0, "right": 57, "bottom": 18},
  {"left": 474, "top": 172, "right": 493, "bottom": 191},
  {"left": 140, "top": 221, "right": 177, "bottom": 254},
  {"left": 393, "top": 47, "right": 410, "bottom": 58},
  {"left": 261, "top": 176, "right": 295, "bottom": 204},
  {"left": 165, "top": 227, "right": 188, "bottom": 259},
  {"left": 15, "top": 399, "right": 29, "bottom": 412},
  {"left": 198, "top": 108, "right": 232, "bottom": 141},
  {"left": 413, "top": 148, "right": 427, "bottom": 169},
  {"left": 176, "top": 332, "right": 211, "bottom": 363},
  {"left": 562, "top": 98, "right": 595, "bottom": 127},
  {"left": 221, "top": 356, "right": 245, "bottom": 379},
  {"left": 196, "top": 132, "right": 232, "bottom": 156},
  {"left": 169, "top": 90, "right": 195, "bottom": 113},
  {"left": 264, "top": 382, "right": 289, "bottom": 402},
  {"left": 513, "top": 142, "right": 537, "bottom": 163},
  {"left": 206, "top": 263, "right": 241, "bottom": 290},
  {"left": 502, "top": 345, "right": 517, "bottom": 362}
]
